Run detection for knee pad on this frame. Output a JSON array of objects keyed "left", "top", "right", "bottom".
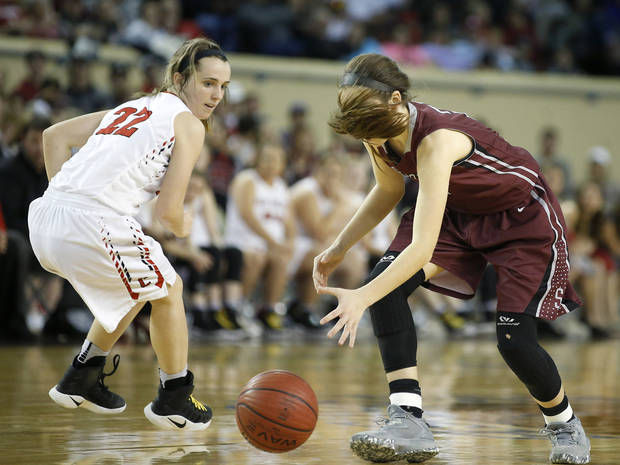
[
  {"left": 201, "top": 246, "right": 221, "bottom": 283},
  {"left": 222, "top": 246, "right": 243, "bottom": 281},
  {"left": 496, "top": 312, "right": 561, "bottom": 401},
  {"left": 367, "top": 252, "right": 426, "bottom": 372}
]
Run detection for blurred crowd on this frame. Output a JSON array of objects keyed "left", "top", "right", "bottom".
[
  {"left": 0, "top": 8, "right": 619, "bottom": 346},
  {"left": 1, "top": 0, "right": 619, "bottom": 75}
]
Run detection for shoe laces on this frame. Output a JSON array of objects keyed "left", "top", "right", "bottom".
[
  {"left": 540, "top": 423, "right": 578, "bottom": 445},
  {"left": 376, "top": 412, "right": 407, "bottom": 427},
  {"left": 97, "top": 354, "right": 120, "bottom": 390},
  {"left": 190, "top": 394, "right": 207, "bottom": 412}
]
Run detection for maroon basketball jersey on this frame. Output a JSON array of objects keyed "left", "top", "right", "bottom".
[{"left": 378, "top": 102, "right": 544, "bottom": 214}]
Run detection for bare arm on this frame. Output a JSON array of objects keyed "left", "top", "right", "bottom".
[
  {"left": 42, "top": 110, "right": 109, "bottom": 180},
  {"left": 330, "top": 143, "right": 405, "bottom": 254},
  {"left": 233, "top": 173, "right": 278, "bottom": 245},
  {"left": 293, "top": 187, "right": 347, "bottom": 242},
  {"left": 155, "top": 112, "right": 206, "bottom": 237},
  {"left": 357, "top": 129, "right": 472, "bottom": 306}
]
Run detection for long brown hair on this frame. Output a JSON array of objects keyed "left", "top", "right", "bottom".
[
  {"left": 328, "top": 54, "right": 410, "bottom": 140},
  {"left": 160, "top": 37, "right": 227, "bottom": 94},
  {"left": 135, "top": 38, "right": 228, "bottom": 129}
]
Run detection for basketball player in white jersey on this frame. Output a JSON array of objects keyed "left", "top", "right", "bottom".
[
  {"left": 27, "top": 38, "right": 230, "bottom": 431},
  {"left": 287, "top": 155, "right": 349, "bottom": 328},
  {"left": 224, "top": 144, "right": 295, "bottom": 331}
]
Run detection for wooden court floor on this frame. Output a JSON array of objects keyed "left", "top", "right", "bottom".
[{"left": 1, "top": 338, "right": 619, "bottom": 465}]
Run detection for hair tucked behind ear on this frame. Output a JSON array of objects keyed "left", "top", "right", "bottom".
[
  {"left": 160, "top": 38, "right": 227, "bottom": 95},
  {"left": 328, "top": 54, "right": 411, "bottom": 140}
]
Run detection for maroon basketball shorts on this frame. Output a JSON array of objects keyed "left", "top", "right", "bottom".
[{"left": 389, "top": 189, "right": 581, "bottom": 320}]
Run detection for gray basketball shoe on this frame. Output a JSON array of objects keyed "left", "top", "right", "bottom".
[
  {"left": 541, "top": 417, "right": 590, "bottom": 464},
  {"left": 350, "top": 405, "right": 439, "bottom": 463}
]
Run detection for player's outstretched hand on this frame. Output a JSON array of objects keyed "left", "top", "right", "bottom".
[
  {"left": 312, "top": 246, "right": 345, "bottom": 290},
  {"left": 318, "top": 286, "right": 368, "bottom": 348}
]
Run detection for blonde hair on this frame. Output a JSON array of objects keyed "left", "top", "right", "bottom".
[{"left": 328, "top": 54, "right": 410, "bottom": 140}]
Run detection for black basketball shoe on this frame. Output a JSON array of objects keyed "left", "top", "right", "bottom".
[
  {"left": 144, "top": 371, "right": 213, "bottom": 431},
  {"left": 287, "top": 300, "right": 322, "bottom": 331},
  {"left": 48, "top": 354, "right": 126, "bottom": 414}
]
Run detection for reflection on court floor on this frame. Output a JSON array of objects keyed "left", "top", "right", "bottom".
[{"left": 1, "top": 339, "right": 618, "bottom": 464}]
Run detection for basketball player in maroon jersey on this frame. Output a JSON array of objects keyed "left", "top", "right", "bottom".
[{"left": 314, "top": 54, "right": 590, "bottom": 464}]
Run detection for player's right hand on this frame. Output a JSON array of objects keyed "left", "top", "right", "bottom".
[{"left": 312, "top": 245, "right": 345, "bottom": 291}]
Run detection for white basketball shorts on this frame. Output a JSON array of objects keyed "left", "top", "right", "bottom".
[{"left": 28, "top": 190, "right": 177, "bottom": 333}]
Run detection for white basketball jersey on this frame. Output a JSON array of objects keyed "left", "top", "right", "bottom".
[
  {"left": 225, "top": 170, "right": 289, "bottom": 251},
  {"left": 190, "top": 195, "right": 212, "bottom": 248},
  {"left": 50, "top": 92, "right": 192, "bottom": 216},
  {"left": 292, "top": 177, "right": 332, "bottom": 239}
]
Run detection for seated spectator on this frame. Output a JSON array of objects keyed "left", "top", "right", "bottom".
[
  {"left": 536, "top": 126, "right": 574, "bottom": 198},
  {"left": 574, "top": 182, "right": 620, "bottom": 338},
  {"left": 284, "top": 125, "right": 318, "bottom": 185},
  {"left": 0, "top": 117, "right": 63, "bottom": 328},
  {"left": 224, "top": 144, "right": 295, "bottom": 332},
  {"left": 122, "top": 0, "right": 183, "bottom": 59},
  {"left": 14, "top": 50, "right": 48, "bottom": 103},
  {"left": 65, "top": 57, "right": 111, "bottom": 114},
  {"left": 205, "top": 118, "right": 240, "bottom": 210},
  {"left": 0, "top": 200, "right": 34, "bottom": 343},
  {"left": 287, "top": 154, "right": 351, "bottom": 329},
  {"left": 162, "top": 171, "right": 245, "bottom": 336},
  {"left": 587, "top": 146, "right": 618, "bottom": 213}
]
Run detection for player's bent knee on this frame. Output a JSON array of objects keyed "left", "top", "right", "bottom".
[
  {"left": 224, "top": 247, "right": 243, "bottom": 280},
  {"left": 496, "top": 311, "right": 562, "bottom": 400}
]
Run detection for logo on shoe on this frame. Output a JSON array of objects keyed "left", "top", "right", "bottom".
[
  {"left": 498, "top": 316, "right": 520, "bottom": 326},
  {"left": 69, "top": 396, "right": 83, "bottom": 407},
  {"left": 168, "top": 418, "right": 187, "bottom": 428}
]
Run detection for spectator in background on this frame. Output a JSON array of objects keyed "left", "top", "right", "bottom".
[
  {"left": 0, "top": 200, "right": 34, "bottom": 343},
  {"left": 281, "top": 101, "right": 309, "bottom": 153},
  {"left": 140, "top": 55, "right": 166, "bottom": 94},
  {"left": 30, "top": 78, "right": 67, "bottom": 118},
  {"left": 287, "top": 154, "right": 350, "bottom": 329},
  {"left": 284, "top": 126, "right": 318, "bottom": 185},
  {"left": 14, "top": 51, "right": 48, "bottom": 103},
  {"left": 574, "top": 182, "right": 620, "bottom": 338},
  {"left": 0, "top": 117, "right": 63, "bottom": 320},
  {"left": 122, "top": 0, "right": 183, "bottom": 59},
  {"left": 224, "top": 144, "right": 295, "bottom": 333},
  {"left": 174, "top": 172, "right": 245, "bottom": 336},
  {"left": 587, "top": 146, "right": 618, "bottom": 212},
  {"left": 105, "top": 63, "right": 132, "bottom": 108},
  {"left": 205, "top": 117, "right": 239, "bottom": 210},
  {"left": 227, "top": 112, "right": 261, "bottom": 169},
  {"left": 0, "top": 0, "right": 59, "bottom": 38},
  {"left": 536, "top": 126, "right": 574, "bottom": 199},
  {"left": 65, "top": 57, "right": 111, "bottom": 114}
]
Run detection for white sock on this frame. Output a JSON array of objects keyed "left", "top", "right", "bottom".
[
  {"left": 389, "top": 392, "right": 423, "bottom": 410},
  {"left": 77, "top": 339, "right": 109, "bottom": 364},
  {"left": 543, "top": 403, "right": 574, "bottom": 424},
  {"left": 159, "top": 366, "right": 188, "bottom": 385}
]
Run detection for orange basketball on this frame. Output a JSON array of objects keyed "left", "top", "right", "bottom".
[{"left": 235, "top": 369, "right": 318, "bottom": 453}]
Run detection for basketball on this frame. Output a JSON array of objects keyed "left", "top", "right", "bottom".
[{"left": 235, "top": 369, "right": 318, "bottom": 453}]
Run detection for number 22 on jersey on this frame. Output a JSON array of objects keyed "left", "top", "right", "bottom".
[{"left": 96, "top": 107, "right": 153, "bottom": 137}]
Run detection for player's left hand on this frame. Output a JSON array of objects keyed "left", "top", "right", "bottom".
[{"left": 317, "top": 286, "right": 369, "bottom": 348}]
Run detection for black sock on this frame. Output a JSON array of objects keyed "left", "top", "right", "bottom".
[{"left": 538, "top": 394, "right": 574, "bottom": 424}]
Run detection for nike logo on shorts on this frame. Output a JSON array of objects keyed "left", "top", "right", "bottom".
[
  {"left": 517, "top": 207, "right": 525, "bottom": 212},
  {"left": 168, "top": 418, "right": 187, "bottom": 428}
]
